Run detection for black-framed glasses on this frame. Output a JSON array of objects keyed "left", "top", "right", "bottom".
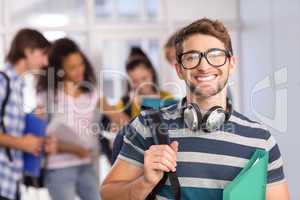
[{"left": 179, "top": 48, "right": 232, "bottom": 69}]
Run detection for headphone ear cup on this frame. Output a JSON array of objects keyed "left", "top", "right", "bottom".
[
  {"left": 183, "top": 103, "right": 202, "bottom": 131},
  {"left": 202, "top": 106, "right": 226, "bottom": 132}
]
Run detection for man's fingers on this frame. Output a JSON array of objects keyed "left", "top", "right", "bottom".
[
  {"left": 145, "top": 144, "right": 178, "bottom": 172},
  {"left": 170, "top": 141, "right": 179, "bottom": 152},
  {"left": 150, "top": 155, "right": 176, "bottom": 171},
  {"left": 151, "top": 150, "right": 177, "bottom": 167},
  {"left": 151, "top": 162, "right": 172, "bottom": 172},
  {"left": 149, "top": 145, "right": 177, "bottom": 158}
]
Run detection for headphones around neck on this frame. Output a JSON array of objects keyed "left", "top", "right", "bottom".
[{"left": 182, "top": 97, "right": 232, "bottom": 133}]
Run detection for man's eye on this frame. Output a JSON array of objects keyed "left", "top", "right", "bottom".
[
  {"left": 208, "top": 51, "right": 225, "bottom": 58},
  {"left": 185, "top": 54, "right": 198, "bottom": 61}
]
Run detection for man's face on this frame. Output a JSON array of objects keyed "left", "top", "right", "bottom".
[{"left": 175, "top": 34, "right": 236, "bottom": 98}]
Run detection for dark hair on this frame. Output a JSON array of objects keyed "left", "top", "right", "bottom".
[
  {"left": 175, "top": 18, "right": 233, "bottom": 62},
  {"left": 6, "top": 28, "right": 51, "bottom": 64},
  {"left": 125, "top": 58, "right": 159, "bottom": 94},
  {"left": 37, "top": 38, "right": 96, "bottom": 94},
  {"left": 127, "top": 46, "right": 150, "bottom": 63}
]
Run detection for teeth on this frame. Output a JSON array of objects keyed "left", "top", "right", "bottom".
[{"left": 196, "top": 75, "right": 216, "bottom": 82}]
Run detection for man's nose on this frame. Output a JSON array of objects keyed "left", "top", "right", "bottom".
[{"left": 196, "top": 57, "right": 211, "bottom": 71}]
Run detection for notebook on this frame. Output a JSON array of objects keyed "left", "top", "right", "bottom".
[
  {"left": 23, "top": 113, "right": 47, "bottom": 177},
  {"left": 142, "top": 97, "right": 178, "bottom": 110},
  {"left": 223, "top": 149, "right": 269, "bottom": 200}
]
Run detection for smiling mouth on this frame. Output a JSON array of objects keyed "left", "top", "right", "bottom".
[{"left": 194, "top": 74, "right": 218, "bottom": 82}]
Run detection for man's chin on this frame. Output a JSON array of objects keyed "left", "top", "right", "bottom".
[
  {"left": 192, "top": 89, "right": 220, "bottom": 98},
  {"left": 187, "top": 83, "right": 220, "bottom": 98}
]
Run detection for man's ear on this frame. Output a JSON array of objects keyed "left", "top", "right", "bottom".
[
  {"left": 228, "top": 55, "right": 237, "bottom": 76},
  {"left": 175, "top": 63, "right": 184, "bottom": 80}
]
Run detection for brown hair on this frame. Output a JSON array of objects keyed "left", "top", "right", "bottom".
[
  {"left": 6, "top": 28, "right": 51, "bottom": 64},
  {"left": 175, "top": 18, "right": 233, "bottom": 62},
  {"left": 164, "top": 31, "right": 177, "bottom": 49}
]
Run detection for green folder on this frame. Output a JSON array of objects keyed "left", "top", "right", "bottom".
[{"left": 223, "top": 149, "right": 269, "bottom": 200}]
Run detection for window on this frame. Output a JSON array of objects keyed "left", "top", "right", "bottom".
[
  {"left": 95, "top": 0, "right": 113, "bottom": 20},
  {"left": 117, "top": 0, "right": 141, "bottom": 20},
  {"left": 95, "top": 0, "right": 160, "bottom": 22},
  {"left": 42, "top": 31, "right": 88, "bottom": 56},
  {"left": 9, "top": 0, "right": 86, "bottom": 28},
  {"left": 145, "top": 0, "right": 160, "bottom": 20}
]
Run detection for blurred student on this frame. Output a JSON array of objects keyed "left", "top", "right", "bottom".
[
  {"left": 111, "top": 48, "right": 173, "bottom": 163},
  {"left": 0, "top": 28, "right": 55, "bottom": 200},
  {"left": 36, "top": 38, "right": 128, "bottom": 200},
  {"left": 115, "top": 47, "right": 172, "bottom": 119},
  {"left": 98, "top": 47, "right": 151, "bottom": 165},
  {"left": 164, "top": 32, "right": 178, "bottom": 67}
]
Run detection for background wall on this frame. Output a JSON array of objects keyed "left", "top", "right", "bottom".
[{"left": 239, "top": 0, "right": 300, "bottom": 199}]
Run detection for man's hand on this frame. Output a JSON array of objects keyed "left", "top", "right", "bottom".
[
  {"left": 100, "top": 141, "right": 179, "bottom": 200},
  {"left": 143, "top": 141, "right": 179, "bottom": 186},
  {"left": 266, "top": 181, "right": 290, "bottom": 200}
]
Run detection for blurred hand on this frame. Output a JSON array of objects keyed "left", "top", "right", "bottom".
[
  {"left": 118, "top": 113, "right": 130, "bottom": 125},
  {"left": 44, "top": 135, "right": 57, "bottom": 155},
  {"left": 75, "top": 147, "right": 91, "bottom": 158},
  {"left": 143, "top": 141, "right": 179, "bottom": 186},
  {"left": 21, "top": 134, "right": 43, "bottom": 156}
]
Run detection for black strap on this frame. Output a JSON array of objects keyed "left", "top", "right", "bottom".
[
  {"left": 0, "top": 71, "right": 12, "bottom": 162},
  {"left": 121, "top": 95, "right": 132, "bottom": 118},
  {"left": 146, "top": 111, "right": 181, "bottom": 200}
]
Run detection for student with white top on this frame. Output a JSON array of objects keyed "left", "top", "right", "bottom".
[{"left": 36, "top": 38, "right": 129, "bottom": 200}]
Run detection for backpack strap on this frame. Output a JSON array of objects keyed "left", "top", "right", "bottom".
[
  {"left": 145, "top": 110, "right": 181, "bottom": 200},
  {"left": 0, "top": 71, "right": 13, "bottom": 161}
]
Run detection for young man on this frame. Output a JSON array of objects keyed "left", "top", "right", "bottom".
[
  {"left": 100, "top": 18, "right": 289, "bottom": 200},
  {"left": 0, "top": 28, "right": 56, "bottom": 200}
]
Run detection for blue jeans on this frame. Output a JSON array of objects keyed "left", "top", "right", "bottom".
[{"left": 45, "top": 164, "right": 100, "bottom": 200}]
